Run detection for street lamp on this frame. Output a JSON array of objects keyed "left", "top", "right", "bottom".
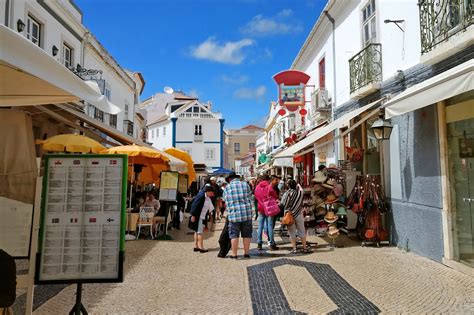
[
  {"left": 371, "top": 109, "right": 393, "bottom": 140},
  {"left": 52, "top": 45, "right": 59, "bottom": 56}
]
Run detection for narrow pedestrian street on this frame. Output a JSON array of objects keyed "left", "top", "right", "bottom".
[{"left": 24, "top": 219, "right": 473, "bottom": 314}]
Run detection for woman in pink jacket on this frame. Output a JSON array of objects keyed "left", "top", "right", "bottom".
[{"left": 254, "top": 175, "right": 280, "bottom": 250}]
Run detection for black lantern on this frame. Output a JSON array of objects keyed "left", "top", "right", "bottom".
[
  {"left": 17, "top": 19, "right": 25, "bottom": 32},
  {"left": 371, "top": 109, "right": 393, "bottom": 141},
  {"left": 52, "top": 45, "right": 59, "bottom": 56}
]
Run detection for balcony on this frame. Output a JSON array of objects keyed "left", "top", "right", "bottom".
[
  {"left": 349, "top": 43, "right": 382, "bottom": 99},
  {"left": 419, "top": 0, "right": 474, "bottom": 64}
]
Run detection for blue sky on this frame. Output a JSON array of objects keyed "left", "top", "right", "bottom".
[{"left": 75, "top": 0, "right": 326, "bottom": 129}]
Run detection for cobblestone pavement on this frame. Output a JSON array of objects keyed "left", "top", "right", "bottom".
[{"left": 31, "top": 218, "right": 473, "bottom": 314}]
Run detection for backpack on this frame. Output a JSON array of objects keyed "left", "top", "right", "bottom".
[{"left": 0, "top": 250, "right": 16, "bottom": 308}]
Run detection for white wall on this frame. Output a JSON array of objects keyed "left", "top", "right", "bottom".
[
  {"left": 149, "top": 121, "right": 172, "bottom": 150},
  {"left": 3, "top": 0, "right": 83, "bottom": 71}
]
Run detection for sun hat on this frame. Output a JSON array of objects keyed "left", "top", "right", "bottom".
[
  {"left": 315, "top": 206, "right": 326, "bottom": 217},
  {"left": 313, "top": 196, "right": 325, "bottom": 208},
  {"left": 324, "top": 211, "right": 339, "bottom": 223},
  {"left": 333, "top": 183, "right": 344, "bottom": 197},
  {"left": 325, "top": 194, "right": 337, "bottom": 204},
  {"left": 322, "top": 178, "right": 336, "bottom": 190},
  {"left": 315, "top": 222, "right": 329, "bottom": 234},
  {"left": 336, "top": 205, "right": 347, "bottom": 216},
  {"left": 312, "top": 171, "right": 327, "bottom": 183},
  {"left": 210, "top": 176, "right": 217, "bottom": 182}
]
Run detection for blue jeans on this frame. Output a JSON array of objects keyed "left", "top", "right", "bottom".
[{"left": 257, "top": 212, "right": 275, "bottom": 245}]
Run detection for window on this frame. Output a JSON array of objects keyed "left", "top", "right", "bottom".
[
  {"left": 361, "top": 0, "right": 377, "bottom": 46},
  {"left": 105, "top": 87, "right": 111, "bottom": 101},
  {"left": 109, "top": 114, "right": 117, "bottom": 128},
  {"left": 63, "top": 43, "right": 73, "bottom": 68},
  {"left": 194, "top": 124, "right": 202, "bottom": 135},
  {"left": 26, "top": 15, "right": 41, "bottom": 47},
  {"left": 94, "top": 107, "right": 104, "bottom": 122},
  {"left": 163, "top": 126, "right": 166, "bottom": 136},
  {"left": 319, "top": 58, "right": 325, "bottom": 88},
  {"left": 148, "top": 129, "right": 152, "bottom": 139},
  {"left": 205, "top": 148, "right": 215, "bottom": 160},
  {"left": 124, "top": 102, "right": 129, "bottom": 119},
  {"left": 234, "top": 143, "right": 240, "bottom": 154},
  {"left": 249, "top": 143, "right": 255, "bottom": 150},
  {"left": 124, "top": 120, "right": 134, "bottom": 136},
  {"left": 156, "top": 128, "right": 159, "bottom": 137}
]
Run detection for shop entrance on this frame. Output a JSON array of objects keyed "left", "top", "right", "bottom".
[{"left": 447, "top": 109, "right": 474, "bottom": 268}]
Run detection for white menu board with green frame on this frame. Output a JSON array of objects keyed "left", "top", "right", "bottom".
[{"left": 35, "top": 154, "right": 127, "bottom": 284}]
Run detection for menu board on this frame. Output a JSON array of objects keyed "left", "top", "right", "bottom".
[
  {"left": 0, "top": 197, "right": 33, "bottom": 258},
  {"left": 36, "top": 154, "right": 127, "bottom": 284},
  {"left": 178, "top": 174, "right": 188, "bottom": 194},
  {"left": 159, "top": 171, "right": 179, "bottom": 201}
]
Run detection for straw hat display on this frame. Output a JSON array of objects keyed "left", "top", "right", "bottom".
[
  {"left": 315, "top": 206, "right": 327, "bottom": 217},
  {"left": 336, "top": 204, "right": 347, "bottom": 216},
  {"left": 327, "top": 225, "right": 340, "bottom": 238},
  {"left": 312, "top": 196, "right": 325, "bottom": 209},
  {"left": 312, "top": 171, "right": 327, "bottom": 183},
  {"left": 325, "top": 194, "right": 337, "bottom": 204},
  {"left": 322, "top": 178, "right": 336, "bottom": 189},
  {"left": 324, "top": 211, "right": 338, "bottom": 223},
  {"left": 316, "top": 221, "right": 329, "bottom": 234}
]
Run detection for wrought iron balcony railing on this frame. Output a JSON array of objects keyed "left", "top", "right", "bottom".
[
  {"left": 349, "top": 43, "right": 382, "bottom": 95},
  {"left": 419, "top": 0, "right": 473, "bottom": 54}
]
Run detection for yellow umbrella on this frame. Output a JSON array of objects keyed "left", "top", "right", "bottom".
[
  {"left": 165, "top": 147, "right": 196, "bottom": 185},
  {"left": 101, "top": 144, "right": 170, "bottom": 184},
  {"left": 36, "top": 134, "right": 106, "bottom": 153}
]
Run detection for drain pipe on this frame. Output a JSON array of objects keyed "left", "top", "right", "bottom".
[{"left": 324, "top": 9, "right": 339, "bottom": 162}]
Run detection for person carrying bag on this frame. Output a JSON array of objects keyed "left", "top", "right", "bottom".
[{"left": 281, "top": 179, "right": 312, "bottom": 254}]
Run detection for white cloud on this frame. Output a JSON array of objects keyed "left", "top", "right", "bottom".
[
  {"left": 189, "top": 37, "right": 255, "bottom": 65},
  {"left": 221, "top": 74, "right": 249, "bottom": 84},
  {"left": 234, "top": 86, "right": 267, "bottom": 101},
  {"left": 188, "top": 89, "right": 200, "bottom": 98},
  {"left": 241, "top": 10, "right": 303, "bottom": 37}
]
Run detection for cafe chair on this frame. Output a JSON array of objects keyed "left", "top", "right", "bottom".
[{"left": 136, "top": 207, "right": 154, "bottom": 240}]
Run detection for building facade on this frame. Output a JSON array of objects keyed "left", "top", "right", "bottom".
[
  {"left": 265, "top": 0, "right": 473, "bottom": 275},
  {"left": 144, "top": 92, "right": 225, "bottom": 168},
  {"left": 225, "top": 125, "right": 263, "bottom": 170}
]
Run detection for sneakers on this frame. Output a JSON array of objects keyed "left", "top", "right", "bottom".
[
  {"left": 289, "top": 249, "right": 298, "bottom": 255},
  {"left": 257, "top": 243, "right": 263, "bottom": 250},
  {"left": 269, "top": 244, "right": 279, "bottom": 251}
]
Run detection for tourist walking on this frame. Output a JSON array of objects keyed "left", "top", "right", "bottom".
[
  {"left": 189, "top": 185, "right": 215, "bottom": 253},
  {"left": 281, "top": 179, "right": 312, "bottom": 254},
  {"left": 223, "top": 172, "right": 254, "bottom": 259},
  {"left": 254, "top": 175, "right": 279, "bottom": 250}
]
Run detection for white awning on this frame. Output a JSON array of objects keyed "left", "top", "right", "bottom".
[
  {"left": 272, "top": 157, "right": 293, "bottom": 167},
  {"left": 275, "top": 99, "right": 383, "bottom": 158},
  {"left": 0, "top": 25, "right": 121, "bottom": 114},
  {"left": 384, "top": 59, "right": 474, "bottom": 119}
]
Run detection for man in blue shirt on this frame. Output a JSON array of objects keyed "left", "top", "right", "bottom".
[{"left": 223, "top": 173, "right": 253, "bottom": 259}]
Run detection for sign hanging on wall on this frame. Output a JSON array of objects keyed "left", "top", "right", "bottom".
[
  {"left": 36, "top": 154, "right": 128, "bottom": 284},
  {"left": 273, "top": 70, "right": 311, "bottom": 116}
]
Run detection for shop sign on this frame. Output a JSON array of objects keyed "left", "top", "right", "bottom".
[
  {"left": 273, "top": 70, "right": 311, "bottom": 117},
  {"left": 36, "top": 154, "right": 127, "bottom": 284},
  {"left": 178, "top": 174, "right": 188, "bottom": 194}
]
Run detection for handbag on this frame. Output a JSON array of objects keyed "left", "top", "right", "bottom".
[
  {"left": 263, "top": 185, "right": 280, "bottom": 217},
  {"left": 281, "top": 211, "right": 295, "bottom": 225}
]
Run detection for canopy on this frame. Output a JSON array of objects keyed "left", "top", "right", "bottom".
[
  {"left": 36, "top": 134, "right": 106, "bottom": 153},
  {"left": 101, "top": 144, "right": 169, "bottom": 165},
  {"left": 0, "top": 25, "right": 120, "bottom": 114},
  {"left": 211, "top": 167, "right": 234, "bottom": 175},
  {"left": 165, "top": 148, "right": 196, "bottom": 185},
  {"left": 272, "top": 157, "right": 293, "bottom": 167},
  {"left": 275, "top": 99, "right": 383, "bottom": 158},
  {"left": 384, "top": 59, "right": 474, "bottom": 119}
]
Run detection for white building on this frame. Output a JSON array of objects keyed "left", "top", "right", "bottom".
[{"left": 144, "top": 92, "right": 225, "bottom": 168}]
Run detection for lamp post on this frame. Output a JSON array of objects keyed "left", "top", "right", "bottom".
[
  {"left": 371, "top": 109, "right": 393, "bottom": 184},
  {"left": 17, "top": 19, "right": 25, "bottom": 32}
]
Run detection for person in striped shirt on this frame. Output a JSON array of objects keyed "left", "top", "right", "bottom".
[{"left": 281, "top": 179, "right": 312, "bottom": 254}]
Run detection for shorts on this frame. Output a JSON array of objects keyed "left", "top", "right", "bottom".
[
  {"left": 229, "top": 220, "right": 253, "bottom": 239},
  {"left": 197, "top": 219, "right": 206, "bottom": 234},
  {"left": 287, "top": 214, "right": 306, "bottom": 239}
]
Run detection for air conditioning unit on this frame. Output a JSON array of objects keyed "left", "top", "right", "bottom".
[{"left": 312, "top": 88, "right": 331, "bottom": 111}]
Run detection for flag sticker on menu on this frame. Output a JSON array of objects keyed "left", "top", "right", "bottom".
[
  {"left": 52, "top": 218, "right": 60, "bottom": 223},
  {"left": 73, "top": 160, "right": 81, "bottom": 165},
  {"left": 54, "top": 160, "right": 62, "bottom": 165},
  {"left": 109, "top": 160, "right": 117, "bottom": 165},
  {"left": 89, "top": 218, "right": 97, "bottom": 223}
]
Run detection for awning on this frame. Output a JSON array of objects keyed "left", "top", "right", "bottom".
[
  {"left": 42, "top": 105, "right": 187, "bottom": 170},
  {"left": 275, "top": 99, "right": 383, "bottom": 158},
  {"left": 384, "top": 59, "right": 474, "bottom": 119},
  {"left": 272, "top": 157, "right": 293, "bottom": 167},
  {"left": 0, "top": 25, "right": 121, "bottom": 114}
]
